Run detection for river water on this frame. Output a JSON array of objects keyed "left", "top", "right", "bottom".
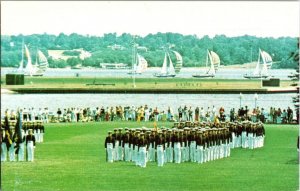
[{"left": 1, "top": 67, "right": 296, "bottom": 116}]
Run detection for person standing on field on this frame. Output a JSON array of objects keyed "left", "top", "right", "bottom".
[
  {"left": 105, "top": 131, "right": 115, "bottom": 163},
  {"left": 26, "top": 129, "right": 36, "bottom": 162}
]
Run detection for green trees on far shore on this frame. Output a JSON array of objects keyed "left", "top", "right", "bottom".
[{"left": 1, "top": 32, "right": 298, "bottom": 69}]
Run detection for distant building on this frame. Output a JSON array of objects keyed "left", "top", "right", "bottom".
[
  {"left": 107, "top": 44, "right": 125, "bottom": 50},
  {"left": 100, "top": 63, "right": 129, "bottom": 69}
]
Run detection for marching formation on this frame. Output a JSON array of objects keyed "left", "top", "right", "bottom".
[
  {"left": 1, "top": 111, "right": 45, "bottom": 162},
  {"left": 104, "top": 121, "right": 265, "bottom": 167}
]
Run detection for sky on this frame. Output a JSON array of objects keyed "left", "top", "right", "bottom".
[{"left": 1, "top": 1, "right": 299, "bottom": 38}]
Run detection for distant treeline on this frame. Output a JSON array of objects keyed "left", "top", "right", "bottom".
[{"left": 1, "top": 32, "right": 298, "bottom": 68}]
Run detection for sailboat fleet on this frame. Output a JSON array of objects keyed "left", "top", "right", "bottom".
[
  {"left": 12, "top": 41, "right": 274, "bottom": 79},
  {"left": 16, "top": 43, "right": 49, "bottom": 76}
]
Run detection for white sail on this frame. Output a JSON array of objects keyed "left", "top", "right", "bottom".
[
  {"left": 261, "top": 62, "right": 269, "bottom": 76},
  {"left": 160, "top": 53, "right": 168, "bottom": 74},
  {"left": 135, "top": 54, "right": 143, "bottom": 74},
  {"left": 167, "top": 52, "right": 175, "bottom": 75},
  {"left": 207, "top": 51, "right": 216, "bottom": 75},
  {"left": 209, "top": 51, "right": 220, "bottom": 70},
  {"left": 260, "top": 50, "right": 269, "bottom": 76},
  {"left": 24, "top": 45, "right": 34, "bottom": 76},
  {"left": 37, "top": 50, "right": 49, "bottom": 72},
  {"left": 253, "top": 49, "right": 261, "bottom": 75},
  {"left": 172, "top": 51, "right": 182, "bottom": 63},
  {"left": 172, "top": 50, "right": 183, "bottom": 73},
  {"left": 136, "top": 53, "right": 147, "bottom": 73},
  {"left": 261, "top": 50, "right": 273, "bottom": 68},
  {"left": 17, "top": 41, "right": 25, "bottom": 73}
]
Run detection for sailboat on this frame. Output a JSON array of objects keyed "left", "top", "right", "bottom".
[
  {"left": 172, "top": 51, "right": 183, "bottom": 74},
  {"left": 210, "top": 50, "right": 221, "bottom": 71},
  {"left": 261, "top": 50, "right": 273, "bottom": 69},
  {"left": 192, "top": 50, "right": 218, "bottom": 78},
  {"left": 154, "top": 51, "right": 176, "bottom": 78},
  {"left": 16, "top": 43, "right": 48, "bottom": 76},
  {"left": 243, "top": 49, "right": 270, "bottom": 79},
  {"left": 128, "top": 53, "right": 148, "bottom": 75}
]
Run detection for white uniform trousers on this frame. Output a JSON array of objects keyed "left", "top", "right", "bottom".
[
  {"left": 166, "top": 144, "right": 173, "bottom": 163},
  {"left": 237, "top": 135, "right": 242, "bottom": 147},
  {"left": 185, "top": 145, "right": 190, "bottom": 162},
  {"left": 181, "top": 144, "right": 186, "bottom": 162},
  {"left": 37, "top": 129, "right": 41, "bottom": 143},
  {"left": 129, "top": 145, "right": 133, "bottom": 161},
  {"left": 132, "top": 146, "right": 138, "bottom": 162},
  {"left": 40, "top": 132, "right": 44, "bottom": 143},
  {"left": 114, "top": 141, "right": 119, "bottom": 161},
  {"left": 227, "top": 143, "right": 231, "bottom": 157},
  {"left": 135, "top": 147, "right": 140, "bottom": 166},
  {"left": 1, "top": 143, "right": 7, "bottom": 162},
  {"left": 216, "top": 145, "right": 220, "bottom": 160},
  {"left": 174, "top": 142, "right": 181, "bottom": 164},
  {"left": 27, "top": 141, "right": 34, "bottom": 162},
  {"left": 205, "top": 147, "right": 210, "bottom": 162},
  {"left": 164, "top": 143, "right": 168, "bottom": 163},
  {"left": 241, "top": 132, "right": 247, "bottom": 148},
  {"left": 148, "top": 144, "right": 155, "bottom": 162},
  {"left": 118, "top": 145, "right": 123, "bottom": 161},
  {"left": 106, "top": 143, "right": 114, "bottom": 163},
  {"left": 139, "top": 147, "right": 147, "bottom": 168},
  {"left": 203, "top": 143, "right": 208, "bottom": 162},
  {"left": 207, "top": 147, "right": 211, "bottom": 162},
  {"left": 157, "top": 145, "right": 164, "bottom": 167},
  {"left": 190, "top": 141, "right": 196, "bottom": 162},
  {"left": 248, "top": 133, "right": 254, "bottom": 149},
  {"left": 231, "top": 133, "right": 236, "bottom": 148},
  {"left": 124, "top": 143, "right": 130, "bottom": 161},
  {"left": 18, "top": 142, "right": 25, "bottom": 161},
  {"left": 196, "top": 145, "right": 204, "bottom": 164},
  {"left": 261, "top": 136, "right": 265, "bottom": 148},
  {"left": 257, "top": 136, "right": 262, "bottom": 148},
  {"left": 210, "top": 145, "right": 215, "bottom": 161},
  {"left": 220, "top": 144, "right": 225, "bottom": 159},
  {"left": 9, "top": 143, "right": 15, "bottom": 162}
]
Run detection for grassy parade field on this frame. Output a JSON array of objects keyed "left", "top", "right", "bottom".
[
  {"left": 1, "top": 76, "right": 296, "bottom": 93},
  {"left": 1, "top": 122, "right": 298, "bottom": 191}
]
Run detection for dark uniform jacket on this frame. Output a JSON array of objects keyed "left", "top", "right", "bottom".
[
  {"left": 155, "top": 136, "right": 165, "bottom": 149},
  {"left": 26, "top": 134, "right": 36, "bottom": 146},
  {"left": 105, "top": 136, "right": 115, "bottom": 148},
  {"left": 171, "top": 134, "right": 181, "bottom": 147},
  {"left": 122, "top": 134, "right": 130, "bottom": 147}
]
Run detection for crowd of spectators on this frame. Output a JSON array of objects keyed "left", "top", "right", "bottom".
[{"left": 2, "top": 105, "right": 297, "bottom": 124}]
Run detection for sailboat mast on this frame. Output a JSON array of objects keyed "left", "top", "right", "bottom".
[
  {"left": 19, "top": 40, "right": 25, "bottom": 70},
  {"left": 21, "top": 41, "right": 24, "bottom": 65},
  {"left": 206, "top": 50, "right": 209, "bottom": 68},
  {"left": 35, "top": 48, "right": 38, "bottom": 66}
]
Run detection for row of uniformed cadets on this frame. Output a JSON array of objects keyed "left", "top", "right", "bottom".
[
  {"left": 1, "top": 120, "right": 44, "bottom": 162},
  {"left": 174, "top": 120, "right": 265, "bottom": 149},
  {"left": 1, "top": 120, "right": 45, "bottom": 143},
  {"left": 105, "top": 126, "right": 232, "bottom": 167}
]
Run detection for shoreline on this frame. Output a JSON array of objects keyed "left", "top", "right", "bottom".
[
  {"left": 2, "top": 87, "right": 297, "bottom": 94},
  {"left": 1, "top": 76, "right": 296, "bottom": 94}
]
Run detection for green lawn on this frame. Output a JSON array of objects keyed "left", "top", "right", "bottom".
[{"left": 1, "top": 122, "right": 299, "bottom": 191}]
